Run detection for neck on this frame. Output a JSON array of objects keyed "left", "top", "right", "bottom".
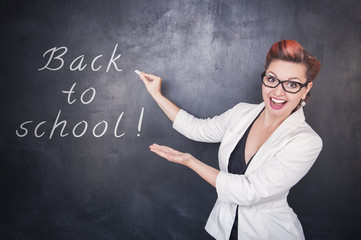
[{"left": 259, "top": 109, "right": 290, "bottom": 130}]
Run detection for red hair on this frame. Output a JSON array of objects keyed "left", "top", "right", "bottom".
[{"left": 265, "top": 40, "right": 321, "bottom": 104}]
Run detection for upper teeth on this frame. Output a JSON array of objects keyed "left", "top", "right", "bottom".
[{"left": 271, "top": 98, "right": 286, "bottom": 104}]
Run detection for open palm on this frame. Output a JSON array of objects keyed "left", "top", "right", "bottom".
[{"left": 149, "top": 144, "right": 192, "bottom": 165}]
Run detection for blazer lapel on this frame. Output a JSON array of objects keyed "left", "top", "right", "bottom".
[
  {"left": 220, "top": 103, "right": 266, "bottom": 171},
  {"left": 246, "top": 106, "right": 306, "bottom": 172},
  {"left": 229, "top": 102, "right": 266, "bottom": 134}
]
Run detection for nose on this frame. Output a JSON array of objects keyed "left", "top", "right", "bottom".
[{"left": 274, "top": 83, "right": 286, "bottom": 96}]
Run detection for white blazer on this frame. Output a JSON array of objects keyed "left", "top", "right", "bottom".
[{"left": 173, "top": 102, "right": 322, "bottom": 240}]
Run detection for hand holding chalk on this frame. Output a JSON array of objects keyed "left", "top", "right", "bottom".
[
  {"left": 135, "top": 69, "right": 162, "bottom": 97},
  {"left": 135, "top": 70, "right": 180, "bottom": 122},
  {"left": 135, "top": 69, "right": 154, "bottom": 82}
]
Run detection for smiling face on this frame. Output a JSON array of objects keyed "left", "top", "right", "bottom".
[{"left": 262, "top": 60, "right": 313, "bottom": 120}]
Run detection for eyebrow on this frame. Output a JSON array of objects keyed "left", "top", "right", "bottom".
[{"left": 267, "top": 71, "right": 302, "bottom": 82}]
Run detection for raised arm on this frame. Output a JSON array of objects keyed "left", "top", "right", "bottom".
[
  {"left": 138, "top": 71, "right": 236, "bottom": 143},
  {"left": 138, "top": 72, "right": 180, "bottom": 122}
]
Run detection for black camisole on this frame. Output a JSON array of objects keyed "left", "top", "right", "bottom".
[{"left": 228, "top": 110, "right": 262, "bottom": 240}]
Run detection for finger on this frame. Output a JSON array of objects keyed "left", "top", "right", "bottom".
[
  {"left": 150, "top": 148, "right": 171, "bottom": 160},
  {"left": 150, "top": 143, "right": 163, "bottom": 150},
  {"left": 150, "top": 144, "right": 171, "bottom": 154},
  {"left": 150, "top": 143, "right": 168, "bottom": 151},
  {"left": 144, "top": 75, "right": 153, "bottom": 82},
  {"left": 136, "top": 71, "right": 151, "bottom": 84},
  {"left": 160, "top": 145, "right": 181, "bottom": 154},
  {"left": 139, "top": 73, "right": 151, "bottom": 85},
  {"left": 149, "top": 144, "right": 165, "bottom": 154},
  {"left": 143, "top": 73, "right": 160, "bottom": 82}
]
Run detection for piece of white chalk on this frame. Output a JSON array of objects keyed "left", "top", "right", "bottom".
[{"left": 134, "top": 70, "right": 141, "bottom": 75}]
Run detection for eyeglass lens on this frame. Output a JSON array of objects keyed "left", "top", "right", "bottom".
[{"left": 262, "top": 75, "right": 301, "bottom": 93}]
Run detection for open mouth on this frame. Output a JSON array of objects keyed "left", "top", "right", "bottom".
[{"left": 269, "top": 97, "right": 287, "bottom": 110}]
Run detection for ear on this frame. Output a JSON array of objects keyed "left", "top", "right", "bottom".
[{"left": 302, "top": 82, "right": 313, "bottom": 100}]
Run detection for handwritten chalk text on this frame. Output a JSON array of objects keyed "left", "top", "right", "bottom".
[
  {"left": 38, "top": 44, "right": 123, "bottom": 72},
  {"left": 16, "top": 43, "right": 146, "bottom": 139},
  {"left": 16, "top": 111, "right": 126, "bottom": 139}
]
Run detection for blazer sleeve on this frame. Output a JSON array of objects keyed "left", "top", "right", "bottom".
[
  {"left": 172, "top": 108, "right": 233, "bottom": 143},
  {"left": 215, "top": 132, "right": 323, "bottom": 207}
]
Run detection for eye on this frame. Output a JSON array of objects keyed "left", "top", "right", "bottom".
[
  {"left": 286, "top": 81, "right": 299, "bottom": 89},
  {"left": 267, "top": 76, "right": 277, "bottom": 83}
]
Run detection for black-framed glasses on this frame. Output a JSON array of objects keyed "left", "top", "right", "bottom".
[{"left": 261, "top": 71, "right": 308, "bottom": 94}]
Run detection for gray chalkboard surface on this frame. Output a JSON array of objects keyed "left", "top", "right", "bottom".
[{"left": 1, "top": 0, "right": 361, "bottom": 239}]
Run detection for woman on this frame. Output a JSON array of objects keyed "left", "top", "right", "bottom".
[{"left": 138, "top": 40, "right": 322, "bottom": 240}]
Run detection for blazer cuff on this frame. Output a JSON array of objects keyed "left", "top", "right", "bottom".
[
  {"left": 215, "top": 171, "right": 229, "bottom": 202},
  {"left": 172, "top": 109, "right": 189, "bottom": 133}
]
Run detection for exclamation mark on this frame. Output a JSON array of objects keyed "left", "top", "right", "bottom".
[{"left": 137, "top": 107, "right": 144, "bottom": 137}]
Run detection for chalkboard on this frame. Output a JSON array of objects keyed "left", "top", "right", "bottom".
[{"left": 1, "top": 0, "right": 361, "bottom": 239}]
